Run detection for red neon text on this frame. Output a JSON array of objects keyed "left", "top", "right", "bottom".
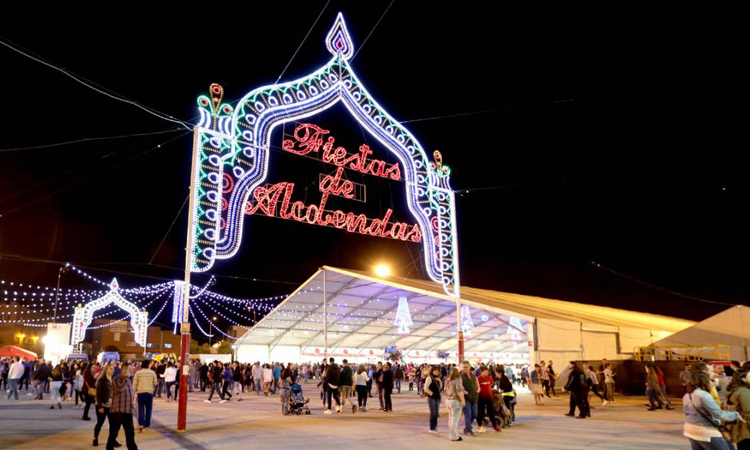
[
  {"left": 244, "top": 169, "right": 421, "bottom": 242},
  {"left": 282, "top": 123, "right": 402, "bottom": 181}
]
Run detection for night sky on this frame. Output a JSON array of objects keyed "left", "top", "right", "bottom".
[{"left": 0, "top": 4, "right": 746, "bottom": 334}]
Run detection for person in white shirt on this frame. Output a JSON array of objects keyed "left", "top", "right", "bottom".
[
  {"left": 6, "top": 357, "right": 25, "bottom": 400},
  {"left": 164, "top": 363, "right": 178, "bottom": 402},
  {"left": 252, "top": 362, "right": 263, "bottom": 395}
]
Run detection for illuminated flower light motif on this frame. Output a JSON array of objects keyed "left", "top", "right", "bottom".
[
  {"left": 393, "top": 297, "right": 413, "bottom": 335},
  {"left": 188, "top": 13, "right": 460, "bottom": 297},
  {"left": 70, "top": 279, "right": 148, "bottom": 348},
  {"left": 460, "top": 305, "right": 475, "bottom": 335},
  {"left": 509, "top": 316, "right": 524, "bottom": 342}
]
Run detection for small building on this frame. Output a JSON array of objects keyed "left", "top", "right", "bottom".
[{"left": 91, "top": 319, "right": 181, "bottom": 359}]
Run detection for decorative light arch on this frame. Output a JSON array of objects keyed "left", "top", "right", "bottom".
[
  {"left": 188, "top": 13, "right": 460, "bottom": 297},
  {"left": 70, "top": 279, "right": 148, "bottom": 347}
]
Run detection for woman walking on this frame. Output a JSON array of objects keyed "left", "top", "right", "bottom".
[
  {"left": 603, "top": 363, "right": 616, "bottom": 403},
  {"left": 49, "top": 363, "right": 64, "bottom": 410},
  {"left": 727, "top": 369, "right": 750, "bottom": 450},
  {"left": 683, "top": 371, "right": 743, "bottom": 450},
  {"left": 423, "top": 366, "right": 442, "bottom": 433},
  {"left": 164, "top": 363, "right": 177, "bottom": 402},
  {"left": 530, "top": 363, "right": 544, "bottom": 405},
  {"left": 93, "top": 363, "right": 117, "bottom": 447},
  {"left": 82, "top": 363, "right": 97, "bottom": 420},
  {"left": 354, "top": 364, "right": 369, "bottom": 412},
  {"left": 444, "top": 368, "right": 466, "bottom": 442},
  {"left": 108, "top": 363, "right": 138, "bottom": 450}
]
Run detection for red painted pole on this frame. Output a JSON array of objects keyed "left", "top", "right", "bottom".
[
  {"left": 177, "top": 326, "right": 190, "bottom": 431},
  {"left": 458, "top": 330, "right": 465, "bottom": 364}
]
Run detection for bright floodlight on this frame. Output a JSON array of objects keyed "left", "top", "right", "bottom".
[{"left": 375, "top": 265, "right": 391, "bottom": 277}]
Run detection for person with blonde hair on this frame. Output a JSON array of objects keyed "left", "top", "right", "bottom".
[{"left": 444, "top": 367, "right": 466, "bottom": 442}]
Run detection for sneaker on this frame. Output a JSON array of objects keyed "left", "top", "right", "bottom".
[
  {"left": 428, "top": 429, "right": 437, "bottom": 434},
  {"left": 564, "top": 413, "right": 575, "bottom": 417},
  {"left": 477, "top": 427, "right": 486, "bottom": 434},
  {"left": 353, "top": 405, "right": 357, "bottom": 413},
  {"left": 451, "top": 437, "right": 463, "bottom": 442},
  {"left": 204, "top": 400, "right": 212, "bottom": 403},
  {"left": 602, "top": 400, "right": 609, "bottom": 406},
  {"left": 493, "top": 427, "right": 501, "bottom": 433},
  {"left": 58, "top": 402, "right": 62, "bottom": 409},
  {"left": 220, "top": 400, "right": 228, "bottom": 404},
  {"left": 324, "top": 409, "right": 332, "bottom": 415},
  {"left": 335, "top": 406, "right": 341, "bottom": 413},
  {"left": 50, "top": 406, "right": 54, "bottom": 409}
]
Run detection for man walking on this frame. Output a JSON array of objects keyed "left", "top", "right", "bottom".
[
  {"left": 339, "top": 359, "right": 356, "bottom": 413},
  {"left": 564, "top": 361, "right": 589, "bottom": 419},
  {"left": 547, "top": 360, "right": 558, "bottom": 397},
  {"left": 252, "top": 362, "right": 263, "bottom": 395},
  {"left": 133, "top": 360, "right": 157, "bottom": 432},
  {"left": 324, "top": 358, "right": 341, "bottom": 414},
  {"left": 461, "top": 361, "right": 479, "bottom": 436},
  {"left": 6, "top": 357, "right": 24, "bottom": 400},
  {"left": 539, "top": 361, "right": 550, "bottom": 398},
  {"left": 32, "top": 359, "right": 51, "bottom": 400}
]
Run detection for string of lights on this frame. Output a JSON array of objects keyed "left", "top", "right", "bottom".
[
  {"left": 191, "top": 300, "right": 238, "bottom": 340},
  {"left": 188, "top": 303, "right": 214, "bottom": 338},
  {"left": 3, "top": 284, "right": 172, "bottom": 324}
]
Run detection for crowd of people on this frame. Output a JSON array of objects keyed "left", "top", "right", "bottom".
[{"left": 7, "top": 354, "right": 750, "bottom": 447}]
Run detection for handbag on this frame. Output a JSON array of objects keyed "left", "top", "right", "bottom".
[{"left": 690, "top": 393, "right": 734, "bottom": 442}]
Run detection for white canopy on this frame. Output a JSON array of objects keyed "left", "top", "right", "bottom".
[{"left": 234, "top": 267, "right": 694, "bottom": 365}]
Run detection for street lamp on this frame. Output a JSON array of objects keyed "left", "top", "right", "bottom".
[
  {"left": 53, "top": 265, "right": 69, "bottom": 325},
  {"left": 209, "top": 316, "right": 217, "bottom": 347},
  {"left": 374, "top": 264, "right": 391, "bottom": 278}
]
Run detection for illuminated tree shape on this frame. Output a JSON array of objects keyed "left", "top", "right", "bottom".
[
  {"left": 188, "top": 12, "right": 460, "bottom": 298},
  {"left": 172, "top": 280, "right": 185, "bottom": 334},
  {"left": 393, "top": 297, "right": 413, "bottom": 335},
  {"left": 70, "top": 278, "right": 148, "bottom": 348},
  {"left": 509, "top": 316, "right": 524, "bottom": 342},
  {"left": 461, "top": 305, "right": 475, "bottom": 335}
]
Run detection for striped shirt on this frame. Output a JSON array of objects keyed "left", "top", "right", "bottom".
[{"left": 110, "top": 377, "right": 134, "bottom": 414}]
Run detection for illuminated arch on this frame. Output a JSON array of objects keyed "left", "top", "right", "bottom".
[
  {"left": 70, "top": 279, "right": 148, "bottom": 347},
  {"left": 188, "top": 13, "right": 460, "bottom": 296}
]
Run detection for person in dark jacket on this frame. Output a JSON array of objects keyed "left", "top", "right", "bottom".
[
  {"left": 394, "top": 364, "right": 404, "bottom": 394},
  {"left": 94, "top": 363, "right": 120, "bottom": 447},
  {"left": 382, "top": 362, "right": 394, "bottom": 412},
  {"left": 564, "top": 361, "right": 590, "bottom": 419},
  {"left": 324, "top": 358, "right": 341, "bottom": 414},
  {"left": 32, "top": 360, "right": 51, "bottom": 400},
  {"left": 221, "top": 363, "right": 233, "bottom": 401},
  {"left": 205, "top": 362, "right": 226, "bottom": 403},
  {"left": 373, "top": 362, "right": 384, "bottom": 410},
  {"left": 199, "top": 362, "right": 209, "bottom": 391}
]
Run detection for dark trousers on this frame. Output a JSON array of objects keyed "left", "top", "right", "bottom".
[
  {"left": 154, "top": 379, "right": 165, "bottom": 397},
  {"left": 326, "top": 387, "right": 340, "bottom": 409},
  {"left": 366, "top": 379, "right": 373, "bottom": 396},
  {"left": 222, "top": 381, "right": 233, "bottom": 400},
  {"left": 207, "top": 382, "right": 223, "bottom": 401},
  {"left": 377, "top": 384, "right": 384, "bottom": 409},
  {"left": 356, "top": 385, "right": 368, "bottom": 407},
  {"left": 83, "top": 392, "right": 95, "bottom": 419},
  {"left": 569, "top": 391, "right": 589, "bottom": 417},
  {"left": 383, "top": 388, "right": 392, "bottom": 411},
  {"left": 647, "top": 388, "right": 664, "bottom": 409},
  {"left": 137, "top": 393, "right": 153, "bottom": 428},
  {"left": 477, "top": 397, "right": 497, "bottom": 428},
  {"left": 166, "top": 382, "right": 175, "bottom": 399},
  {"left": 1, "top": 374, "right": 7, "bottom": 390},
  {"left": 94, "top": 406, "right": 110, "bottom": 440},
  {"left": 590, "top": 384, "right": 605, "bottom": 400},
  {"left": 200, "top": 378, "right": 208, "bottom": 391},
  {"left": 542, "top": 379, "right": 550, "bottom": 397},
  {"left": 107, "top": 412, "right": 137, "bottom": 450},
  {"left": 549, "top": 376, "right": 556, "bottom": 396}
]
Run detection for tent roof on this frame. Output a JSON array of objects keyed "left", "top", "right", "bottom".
[
  {"left": 0, "top": 345, "right": 38, "bottom": 359},
  {"left": 235, "top": 266, "right": 694, "bottom": 353},
  {"left": 653, "top": 305, "right": 750, "bottom": 349}
]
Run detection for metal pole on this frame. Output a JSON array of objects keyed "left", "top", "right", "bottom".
[
  {"left": 177, "top": 127, "right": 200, "bottom": 432},
  {"left": 323, "top": 268, "right": 327, "bottom": 360},
  {"left": 209, "top": 322, "right": 212, "bottom": 347},
  {"left": 449, "top": 189, "right": 464, "bottom": 364},
  {"left": 53, "top": 266, "right": 66, "bottom": 325}
]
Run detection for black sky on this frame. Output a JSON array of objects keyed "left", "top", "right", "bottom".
[{"left": 0, "top": 4, "right": 746, "bottom": 330}]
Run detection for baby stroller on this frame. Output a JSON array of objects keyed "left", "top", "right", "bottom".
[{"left": 289, "top": 383, "right": 311, "bottom": 415}]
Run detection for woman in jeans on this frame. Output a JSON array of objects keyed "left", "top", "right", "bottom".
[
  {"left": 423, "top": 366, "right": 442, "bottom": 433},
  {"left": 94, "top": 363, "right": 115, "bottom": 447},
  {"left": 603, "top": 363, "right": 616, "bottom": 403},
  {"left": 444, "top": 368, "right": 466, "bottom": 442},
  {"left": 683, "top": 371, "right": 743, "bottom": 450},
  {"left": 49, "top": 364, "right": 64, "bottom": 410},
  {"left": 354, "top": 364, "right": 370, "bottom": 412}
]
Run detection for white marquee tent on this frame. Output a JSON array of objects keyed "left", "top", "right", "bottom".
[{"left": 234, "top": 267, "right": 694, "bottom": 369}]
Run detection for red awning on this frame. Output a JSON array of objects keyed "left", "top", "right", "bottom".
[{"left": 0, "top": 345, "right": 38, "bottom": 360}]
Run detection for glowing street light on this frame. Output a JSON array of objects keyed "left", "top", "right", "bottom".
[{"left": 374, "top": 265, "right": 391, "bottom": 277}]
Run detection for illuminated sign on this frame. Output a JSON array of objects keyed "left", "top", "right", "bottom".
[
  {"left": 70, "top": 279, "right": 148, "bottom": 348},
  {"left": 188, "top": 13, "right": 460, "bottom": 297}
]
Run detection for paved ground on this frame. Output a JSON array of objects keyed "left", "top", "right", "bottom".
[{"left": 0, "top": 384, "right": 688, "bottom": 449}]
